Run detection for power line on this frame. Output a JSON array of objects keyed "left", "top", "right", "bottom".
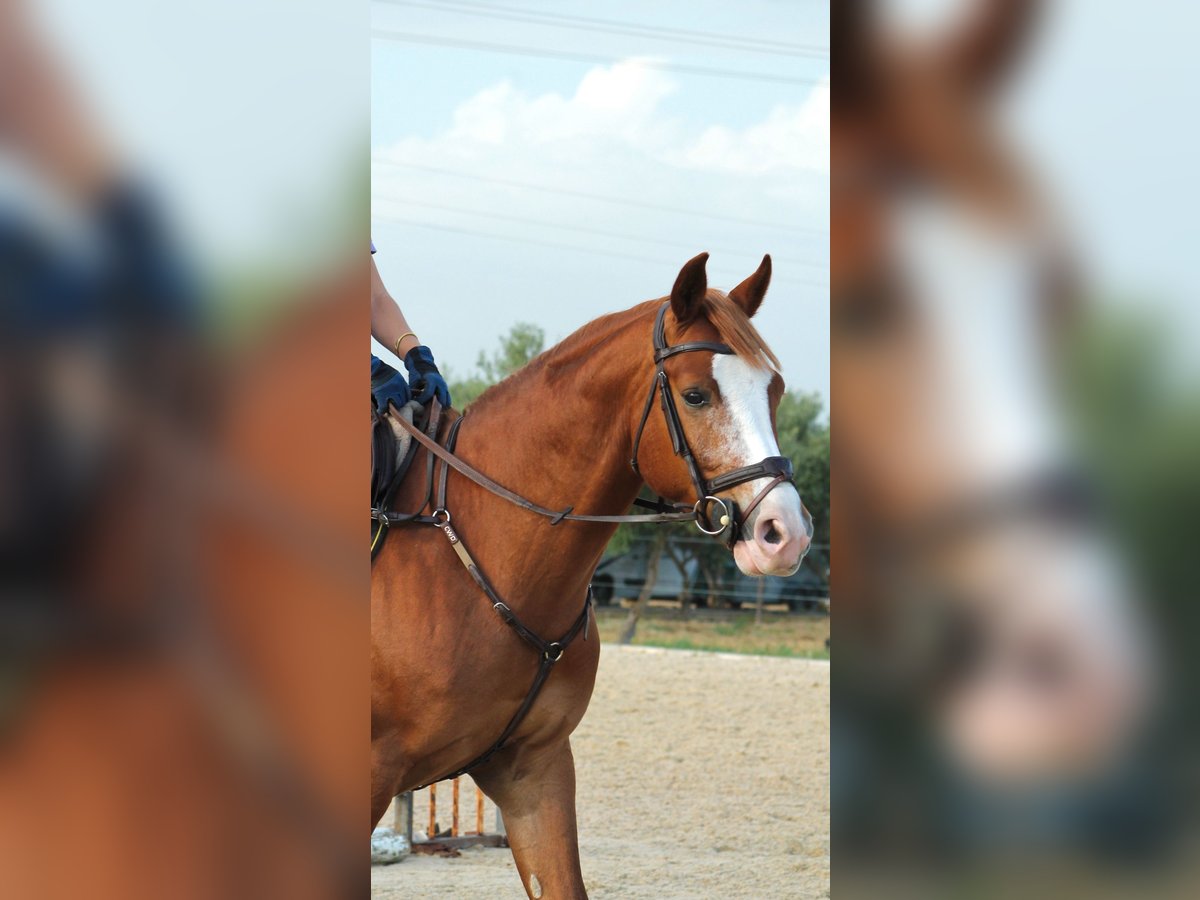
[
  {"left": 372, "top": 158, "right": 829, "bottom": 238},
  {"left": 373, "top": 0, "right": 828, "bottom": 59},
  {"left": 372, "top": 193, "right": 828, "bottom": 273},
  {"left": 376, "top": 213, "right": 665, "bottom": 265},
  {"left": 370, "top": 30, "right": 825, "bottom": 87},
  {"left": 372, "top": 212, "right": 830, "bottom": 291}
]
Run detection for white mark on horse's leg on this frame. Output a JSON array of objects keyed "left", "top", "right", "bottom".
[{"left": 528, "top": 873, "right": 543, "bottom": 898}]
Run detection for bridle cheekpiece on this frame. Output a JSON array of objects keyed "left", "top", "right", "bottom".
[{"left": 629, "top": 302, "right": 794, "bottom": 547}]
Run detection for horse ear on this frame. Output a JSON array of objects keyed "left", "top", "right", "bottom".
[
  {"left": 943, "top": 0, "right": 1041, "bottom": 96},
  {"left": 729, "top": 254, "right": 771, "bottom": 318},
  {"left": 670, "top": 252, "right": 709, "bottom": 324},
  {"left": 833, "top": 0, "right": 881, "bottom": 113}
]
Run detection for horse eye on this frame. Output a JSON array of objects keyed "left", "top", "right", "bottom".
[
  {"left": 682, "top": 389, "right": 708, "bottom": 408},
  {"left": 834, "top": 274, "right": 904, "bottom": 340}
]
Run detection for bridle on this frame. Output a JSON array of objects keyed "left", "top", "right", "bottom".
[{"left": 629, "top": 302, "right": 795, "bottom": 547}]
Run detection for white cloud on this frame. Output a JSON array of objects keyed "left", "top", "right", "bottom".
[
  {"left": 374, "top": 59, "right": 828, "bottom": 180},
  {"left": 677, "top": 79, "right": 830, "bottom": 175},
  {"left": 441, "top": 59, "right": 676, "bottom": 150}
]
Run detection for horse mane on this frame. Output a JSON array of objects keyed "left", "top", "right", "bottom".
[
  {"left": 461, "top": 306, "right": 640, "bottom": 414},
  {"left": 685, "top": 289, "right": 781, "bottom": 372},
  {"left": 463, "top": 291, "right": 780, "bottom": 414}
]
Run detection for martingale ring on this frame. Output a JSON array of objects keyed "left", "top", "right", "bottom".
[
  {"left": 431, "top": 508, "right": 451, "bottom": 526},
  {"left": 693, "top": 495, "right": 732, "bottom": 536}
]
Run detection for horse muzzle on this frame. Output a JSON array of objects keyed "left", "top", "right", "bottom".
[{"left": 730, "top": 486, "right": 812, "bottom": 576}]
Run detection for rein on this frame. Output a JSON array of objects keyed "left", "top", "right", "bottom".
[
  {"left": 373, "top": 301, "right": 795, "bottom": 785},
  {"left": 372, "top": 302, "right": 794, "bottom": 545},
  {"left": 382, "top": 413, "right": 697, "bottom": 526}
]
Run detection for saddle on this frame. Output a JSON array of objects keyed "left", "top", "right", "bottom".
[{"left": 370, "top": 398, "right": 442, "bottom": 558}]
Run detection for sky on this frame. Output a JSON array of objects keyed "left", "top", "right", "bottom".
[{"left": 370, "top": 0, "right": 832, "bottom": 406}]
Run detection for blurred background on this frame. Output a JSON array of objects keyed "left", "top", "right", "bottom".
[
  {"left": 833, "top": 0, "right": 1200, "bottom": 895},
  {"left": 0, "top": 1, "right": 366, "bottom": 896}
]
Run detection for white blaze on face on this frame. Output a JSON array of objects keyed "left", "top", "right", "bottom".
[
  {"left": 889, "top": 197, "right": 1153, "bottom": 779},
  {"left": 891, "top": 197, "right": 1065, "bottom": 491},
  {"left": 711, "top": 353, "right": 806, "bottom": 575}
]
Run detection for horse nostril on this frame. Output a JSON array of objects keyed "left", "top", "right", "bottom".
[{"left": 762, "top": 519, "right": 783, "bottom": 545}]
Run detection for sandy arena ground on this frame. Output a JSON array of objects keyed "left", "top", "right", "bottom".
[{"left": 372, "top": 645, "right": 830, "bottom": 899}]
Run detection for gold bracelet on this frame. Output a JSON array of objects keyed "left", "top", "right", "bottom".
[{"left": 394, "top": 332, "right": 417, "bottom": 358}]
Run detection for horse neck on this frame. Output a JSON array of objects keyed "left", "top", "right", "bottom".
[{"left": 445, "top": 308, "right": 656, "bottom": 621}]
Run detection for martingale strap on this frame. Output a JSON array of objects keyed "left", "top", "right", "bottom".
[{"left": 414, "top": 419, "right": 593, "bottom": 788}]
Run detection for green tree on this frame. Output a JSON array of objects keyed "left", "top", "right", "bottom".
[
  {"left": 477, "top": 322, "right": 545, "bottom": 382},
  {"left": 448, "top": 322, "right": 545, "bottom": 408},
  {"left": 775, "top": 391, "right": 830, "bottom": 545}
]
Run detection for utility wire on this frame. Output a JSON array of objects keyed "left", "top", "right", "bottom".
[
  {"left": 372, "top": 158, "right": 829, "bottom": 238},
  {"left": 373, "top": 0, "right": 828, "bottom": 59},
  {"left": 370, "top": 30, "right": 825, "bottom": 87},
  {"left": 373, "top": 194, "right": 828, "bottom": 273},
  {"left": 372, "top": 212, "right": 830, "bottom": 290}
]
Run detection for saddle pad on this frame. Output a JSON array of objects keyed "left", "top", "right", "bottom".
[
  {"left": 371, "top": 399, "right": 421, "bottom": 509},
  {"left": 386, "top": 399, "right": 420, "bottom": 467}
]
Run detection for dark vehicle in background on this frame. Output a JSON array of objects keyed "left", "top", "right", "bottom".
[{"left": 593, "top": 538, "right": 828, "bottom": 613}]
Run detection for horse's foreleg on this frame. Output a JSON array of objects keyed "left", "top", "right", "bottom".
[
  {"left": 370, "top": 735, "right": 406, "bottom": 830},
  {"left": 474, "top": 739, "right": 587, "bottom": 899}
]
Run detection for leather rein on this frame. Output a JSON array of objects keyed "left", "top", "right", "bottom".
[
  {"left": 375, "top": 302, "right": 794, "bottom": 546},
  {"left": 372, "top": 301, "right": 793, "bottom": 786}
]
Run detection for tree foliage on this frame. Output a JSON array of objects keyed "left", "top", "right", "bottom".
[
  {"left": 775, "top": 391, "right": 830, "bottom": 545},
  {"left": 448, "top": 322, "right": 545, "bottom": 408},
  {"left": 477, "top": 322, "right": 545, "bottom": 383}
]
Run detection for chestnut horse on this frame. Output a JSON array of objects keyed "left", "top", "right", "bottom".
[{"left": 371, "top": 253, "right": 811, "bottom": 897}]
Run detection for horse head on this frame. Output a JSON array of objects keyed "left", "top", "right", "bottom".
[
  {"left": 833, "top": 0, "right": 1150, "bottom": 782},
  {"left": 630, "top": 252, "right": 813, "bottom": 578}
]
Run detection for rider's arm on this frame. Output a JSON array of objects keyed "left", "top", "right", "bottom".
[
  {"left": 371, "top": 257, "right": 421, "bottom": 359},
  {"left": 369, "top": 254, "right": 451, "bottom": 407}
]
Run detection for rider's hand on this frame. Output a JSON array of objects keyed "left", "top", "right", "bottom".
[
  {"left": 403, "top": 345, "right": 452, "bottom": 408},
  {"left": 371, "top": 355, "right": 411, "bottom": 411}
]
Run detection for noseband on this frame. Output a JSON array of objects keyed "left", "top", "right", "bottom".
[{"left": 629, "top": 303, "right": 794, "bottom": 547}]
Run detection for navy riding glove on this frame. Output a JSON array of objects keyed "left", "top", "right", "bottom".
[
  {"left": 403, "top": 345, "right": 452, "bottom": 408},
  {"left": 371, "top": 354, "right": 411, "bottom": 411}
]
